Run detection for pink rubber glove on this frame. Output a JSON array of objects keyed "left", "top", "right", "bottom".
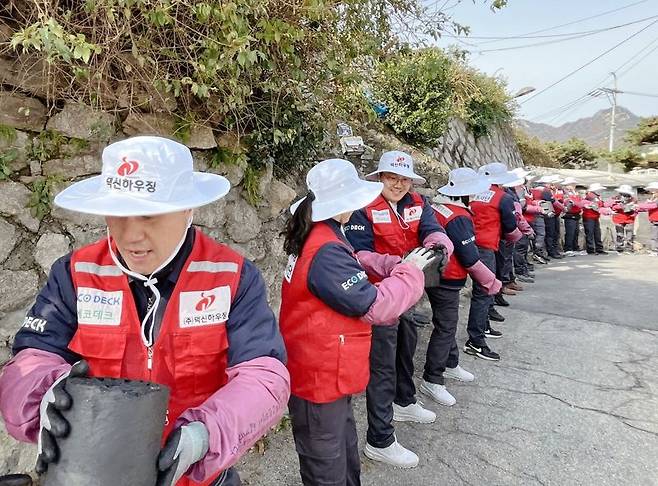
[
  {"left": 355, "top": 250, "right": 402, "bottom": 280},
  {"left": 504, "top": 227, "right": 523, "bottom": 243},
  {"left": 422, "top": 231, "right": 454, "bottom": 260},
  {"left": 467, "top": 261, "right": 502, "bottom": 296}
]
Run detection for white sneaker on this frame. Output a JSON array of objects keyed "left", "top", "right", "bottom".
[
  {"left": 392, "top": 401, "right": 436, "bottom": 423},
  {"left": 443, "top": 365, "right": 475, "bottom": 382},
  {"left": 419, "top": 380, "right": 456, "bottom": 406},
  {"left": 564, "top": 250, "right": 574, "bottom": 257},
  {"left": 364, "top": 439, "right": 419, "bottom": 468}
]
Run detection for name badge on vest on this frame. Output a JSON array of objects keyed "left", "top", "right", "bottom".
[
  {"left": 371, "top": 209, "right": 391, "bottom": 224},
  {"left": 473, "top": 190, "right": 495, "bottom": 203},
  {"left": 77, "top": 287, "right": 123, "bottom": 326},
  {"left": 404, "top": 205, "right": 422, "bottom": 223},
  {"left": 179, "top": 286, "right": 231, "bottom": 328},
  {"left": 284, "top": 254, "right": 297, "bottom": 283},
  {"left": 432, "top": 204, "right": 453, "bottom": 218}
]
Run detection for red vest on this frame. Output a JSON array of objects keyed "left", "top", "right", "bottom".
[
  {"left": 582, "top": 192, "right": 601, "bottom": 220},
  {"left": 470, "top": 185, "right": 505, "bottom": 251},
  {"left": 69, "top": 229, "right": 242, "bottom": 486},
  {"left": 649, "top": 204, "right": 658, "bottom": 223},
  {"left": 365, "top": 192, "right": 424, "bottom": 257},
  {"left": 524, "top": 194, "right": 536, "bottom": 224},
  {"left": 553, "top": 189, "right": 564, "bottom": 216},
  {"left": 279, "top": 222, "right": 372, "bottom": 403},
  {"left": 565, "top": 193, "right": 583, "bottom": 215},
  {"left": 612, "top": 199, "right": 637, "bottom": 225},
  {"left": 431, "top": 203, "right": 470, "bottom": 282}
]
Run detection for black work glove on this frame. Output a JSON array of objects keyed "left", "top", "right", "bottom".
[
  {"left": 420, "top": 244, "right": 448, "bottom": 288},
  {"left": 156, "top": 421, "right": 209, "bottom": 486},
  {"left": 431, "top": 243, "right": 450, "bottom": 274},
  {"left": 36, "top": 360, "right": 89, "bottom": 474}
]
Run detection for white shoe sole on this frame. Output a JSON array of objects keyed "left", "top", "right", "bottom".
[
  {"left": 392, "top": 407, "right": 436, "bottom": 424},
  {"left": 443, "top": 371, "right": 474, "bottom": 383},
  {"left": 419, "top": 383, "right": 456, "bottom": 407},
  {"left": 364, "top": 447, "right": 419, "bottom": 468},
  {"left": 464, "top": 346, "right": 500, "bottom": 361},
  {"left": 484, "top": 333, "right": 503, "bottom": 339}
]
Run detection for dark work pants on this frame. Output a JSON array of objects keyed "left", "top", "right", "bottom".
[
  {"left": 424, "top": 286, "right": 460, "bottom": 385},
  {"left": 615, "top": 224, "right": 634, "bottom": 251},
  {"left": 366, "top": 313, "right": 417, "bottom": 448},
  {"left": 583, "top": 218, "right": 603, "bottom": 253},
  {"left": 499, "top": 240, "right": 514, "bottom": 283},
  {"left": 514, "top": 235, "right": 530, "bottom": 276},
  {"left": 467, "top": 248, "right": 495, "bottom": 347},
  {"left": 530, "top": 218, "right": 547, "bottom": 257},
  {"left": 563, "top": 217, "right": 581, "bottom": 252},
  {"left": 544, "top": 215, "right": 560, "bottom": 256},
  {"left": 213, "top": 468, "right": 241, "bottom": 485},
  {"left": 289, "top": 395, "right": 360, "bottom": 486}
]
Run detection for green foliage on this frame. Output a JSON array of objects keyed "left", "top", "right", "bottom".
[
  {"left": 0, "top": 150, "right": 18, "bottom": 180},
  {"left": 609, "top": 147, "right": 642, "bottom": 172},
  {"left": 514, "top": 130, "right": 557, "bottom": 168},
  {"left": 546, "top": 138, "right": 597, "bottom": 170},
  {"left": 626, "top": 117, "right": 658, "bottom": 146},
  {"left": 0, "top": 125, "right": 17, "bottom": 144},
  {"left": 28, "top": 176, "right": 62, "bottom": 220},
  {"left": 371, "top": 48, "right": 513, "bottom": 145},
  {"left": 29, "top": 130, "right": 67, "bottom": 162},
  {"left": 242, "top": 165, "right": 262, "bottom": 205}
]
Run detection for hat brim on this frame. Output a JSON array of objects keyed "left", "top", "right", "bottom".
[
  {"left": 365, "top": 169, "right": 426, "bottom": 185},
  {"left": 487, "top": 172, "right": 519, "bottom": 185},
  {"left": 290, "top": 180, "right": 383, "bottom": 222},
  {"left": 614, "top": 188, "right": 633, "bottom": 195},
  {"left": 54, "top": 172, "right": 231, "bottom": 216},
  {"left": 503, "top": 177, "right": 525, "bottom": 188},
  {"left": 438, "top": 178, "right": 491, "bottom": 197}
]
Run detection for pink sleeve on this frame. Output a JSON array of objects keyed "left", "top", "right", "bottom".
[
  {"left": 516, "top": 216, "right": 534, "bottom": 236},
  {"left": 525, "top": 202, "right": 542, "bottom": 214},
  {"left": 504, "top": 227, "right": 523, "bottom": 243},
  {"left": 0, "top": 349, "right": 71, "bottom": 443},
  {"left": 177, "top": 356, "right": 290, "bottom": 482},
  {"left": 362, "top": 262, "right": 424, "bottom": 326},
  {"left": 553, "top": 200, "right": 565, "bottom": 211},
  {"left": 422, "top": 231, "right": 454, "bottom": 260},
  {"left": 355, "top": 250, "right": 402, "bottom": 280},
  {"left": 466, "top": 261, "right": 502, "bottom": 296},
  {"left": 638, "top": 202, "right": 658, "bottom": 211}
]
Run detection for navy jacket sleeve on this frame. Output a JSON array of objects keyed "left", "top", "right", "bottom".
[
  {"left": 344, "top": 209, "right": 375, "bottom": 252},
  {"left": 445, "top": 216, "right": 479, "bottom": 268},
  {"left": 418, "top": 196, "right": 445, "bottom": 243},
  {"left": 226, "top": 259, "right": 287, "bottom": 367},
  {"left": 12, "top": 254, "right": 81, "bottom": 364},
  {"left": 499, "top": 193, "right": 519, "bottom": 234},
  {"left": 307, "top": 243, "right": 377, "bottom": 317}
]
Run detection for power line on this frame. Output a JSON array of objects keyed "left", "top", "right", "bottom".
[
  {"left": 618, "top": 42, "right": 658, "bottom": 78},
  {"left": 623, "top": 90, "right": 658, "bottom": 98},
  {"left": 519, "top": 18, "right": 658, "bottom": 106}
]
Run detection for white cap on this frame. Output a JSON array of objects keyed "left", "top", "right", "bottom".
[
  {"left": 588, "top": 183, "right": 606, "bottom": 193},
  {"left": 437, "top": 167, "right": 491, "bottom": 197},
  {"left": 290, "top": 159, "right": 383, "bottom": 222},
  {"left": 503, "top": 167, "right": 532, "bottom": 187},
  {"left": 646, "top": 182, "right": 658, "bottom": 191},
  {"left": 366, "top": 151, "right": 426, "bottom": 184},
  {"left": 562, "top": 177, "right": 579, "bottom": 186},
  {"left": 615, "top": 184, "right": 634, "bottom": 195},
  {"left": 54, "top": 136, "right": 230, "bottom": 217},
  {"left": 477, "top": 162, "right": 518, "bottom": 185},
  {"left": 537, "top": 174, "right": 562, "bottom": 184}
]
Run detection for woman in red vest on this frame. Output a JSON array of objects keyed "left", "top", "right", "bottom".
[
  {"left": 582, "top": 183, "right": 608, "bottom": 255},
  {"left": 280, "top": 158, "right": 435, "bottom": 485},
  {"left": 643, "top": 182, "right": 658, "bottom": 256},
  {"left": 610, "top": 184, "right": 639, "bottom": 253}
]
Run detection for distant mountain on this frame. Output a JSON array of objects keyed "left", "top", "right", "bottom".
[{"left": 516, "top": 107, "right": 641, "bottom": 149}]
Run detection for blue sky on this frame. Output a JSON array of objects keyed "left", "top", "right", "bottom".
[{"left": 433, "top": 0, "right": 658, "bottom": 125}]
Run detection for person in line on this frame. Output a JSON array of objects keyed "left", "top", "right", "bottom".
[
  {"left": 529, "top": 183, "right": 550, "bottom": 264},
  {"left": 506, "top": 168, "right": 536, "bottom": 283},
  {"left": 280, "top": 158, "right": 437, "bottom": 485},
  {"left": 582, "top": 183, "right": 608, "bottom": 255},
  {"left": 642, "top": 182, "right": 658, "bottom": 256},
  {"left": 344, "top": 150, "right": 453, "bottom": 468},
  {"left": 561, "top": 177, "right": 585, "bottom": 256},
  {"left": 421, "top": 168, "right": 502, "bottom": 407},
  {"left": 609, "top": 185, "right": 639, "bottom": 254},
  {"left": 0, "top": 136, "right": 290, "bottom": 486},
  {"left": 537, "top": 175, "right": 564, "bottom": 260},
  {"left": 466, "top": 162, "right": 522, "bottom": 361}
]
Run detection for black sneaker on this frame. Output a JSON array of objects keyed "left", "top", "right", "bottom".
[
  {"left": 488, "top": 307, "right": 505, "bottom": 322},
  {"left": 596, "top": 250, "right": 608, "bottom": 255},
  {"left": 485, "top": 326, "right": 503, "bottom": 339},
  {"left": 464, "top": 341, "right": 501, "bottom": 361},
  {"left": 494, "top": 293, "right": 510, "bottom": 307},
  {"left": 532, "top": 254, "right": 548, "bottom": 264}
]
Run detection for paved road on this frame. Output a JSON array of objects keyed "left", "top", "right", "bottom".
[{"left": 239, "top": 253, "right": 658, "bottom": 486}]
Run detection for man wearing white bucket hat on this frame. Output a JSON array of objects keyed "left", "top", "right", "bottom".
[
  {"left": 536, "top": 175, "right": 564, "bottom": 259},
  {"left": 582, "top": 183, "right": 608, "bottom": 255},
  {"left": 610, "top": 184, "right": 639, "bottom": 253},
  {"left": 642, "top": 182, "right": 658, "bottom": 255},
  {"left": 561, "top": 177, "right": 585, "bottom": 256},
  {"left": 420, "top": 168, "right": 501, "bottom": 407},
  {"left": 503, "top": 168, "right": 536, "bottom": 283},
  {"left": 344, "top": 150, "right": 454, "bottom": 466},
  {"left": 280, "top": 158, "right": 436, "bottom": 481},
  {"left": 466, "top": 162, "right": 522, "bottom": 361},
  {"left": 0, "top": 136, "right": 290, "bottom": 486}
]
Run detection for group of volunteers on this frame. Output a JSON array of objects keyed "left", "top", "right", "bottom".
[{"left": 1, "top": 135, "right": 657, "bottom": 486}]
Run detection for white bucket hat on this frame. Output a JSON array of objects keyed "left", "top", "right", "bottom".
[
  {"left": 503, "top": 167, "right": 532, "bottom": 188},
  {"left": 615, "top": 184, "right": 634, "bottom": 195},
  {"left": 437, "top": 167, "right": 491, "bottom": 197},
  {"left": 646, "top": 182, "right": 658, "bottom": 191},
  {"left": 54, "top": 136, "right": 230, "bottom": 217},
  {"left": 537, "top": 174, "right": 562, "bottom": 184},
  {"left": 588, "top": 183, "right": 606, "bottom": 193},
  {"left": 562, "top": 177, "right": 579, "bottom": 186},
  {"left": 477, "top": 162, "right": 518, "bottom": 185},
  {"left": 365, "top": 150, "right": 426, "bottom": 185},
  {"left": 290, "top": 159, "right": 383, "bottom": 222}
]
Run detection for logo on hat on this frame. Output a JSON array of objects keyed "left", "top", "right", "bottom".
[
  {"left": 117, "top": 157, "right": 139, "bottom": 176},
  {"left": 391, "top": 156, "right": 410, "bottom": 169},
  {"left": 195, "top": 292, "right": 216, "bottom": 311}
]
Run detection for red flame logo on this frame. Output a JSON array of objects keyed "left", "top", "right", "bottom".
[
  {"left": 117, "top": 157, "right": 139, "bottom": 176},
  {"left": 396, "top": 156, "right": 406, "bottom": 163},
  {"left": 195, "top": 292, "right": 216, "bottom": 311}
]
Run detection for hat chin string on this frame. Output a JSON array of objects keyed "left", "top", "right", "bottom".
[{"left": 107, "top": 215, "right": 192, "bottom": 348}]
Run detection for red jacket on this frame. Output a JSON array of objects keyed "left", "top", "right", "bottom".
[
  {"left": 611, "top": 198, "right": 638, "bottom": 225},
  {"left": 432, "top": 203, "right": 470, "bottom": 282},
  {"left": 649, "top": 203, "right": 658, "bottom": 223},
  {"left": 470, "top": 185, "right": 506, "bottom": 251},
  {"left": 279, "top": 222, "right": 372, "bottom": 403},
  {"left": 563, "top": 192, "right": 583, "bottom": 216},
  {"left": 69, "top": 230, "right": 241, "bottom": 486},
  {"left": 364, "top": 192, "right": 424, "bottom": 258},
  {"left": 582, "top": 192, "right": 602, "bottom": 220}
]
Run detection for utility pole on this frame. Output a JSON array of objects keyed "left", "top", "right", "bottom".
[{"left": 591, "top": 72, "right": 622, "bottom": 173}]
